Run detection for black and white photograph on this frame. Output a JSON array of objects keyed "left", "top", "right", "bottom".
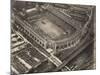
[{"left": 10, "top": 0, "right": 96, "bottom": 75}]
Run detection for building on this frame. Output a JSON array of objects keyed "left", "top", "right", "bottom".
[
  {"left": 12, "top": 2, "right": 93, "bottom": 54},
  {"left": 11, "top": 1, "right": 95, "bottom": 74}
]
